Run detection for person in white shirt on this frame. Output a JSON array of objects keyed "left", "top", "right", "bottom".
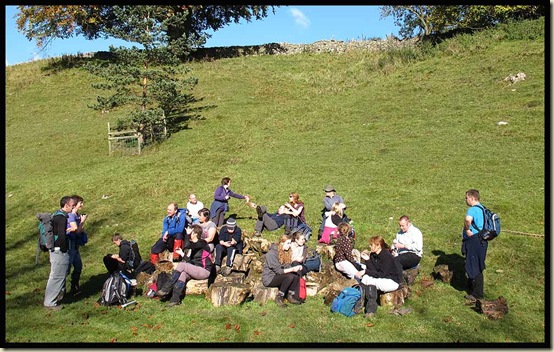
[
  {"left": 391, "top": 215, "right": 423, "bottom": 269},
  {"left": 186, "top": 194, "right": 204, "bottom": 224}
]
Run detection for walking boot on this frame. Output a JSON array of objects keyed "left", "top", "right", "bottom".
[
  {"left": 156, "top": 270, "right": 181, "bottom": 297},
  {"left": 364, "top": 284, "right": 378, "bottom": 315},
  {"left": 274, "top": 293, "right": 288, "bottom": 308},
  {"left": 286, "top": 292, "right": 302, "bottom": 305},
  {"left": 172, "top": 240, "right": 184, "bottom": 261},
  {"left": 168, "top": 281, "right": 186, "bottom": 306}
]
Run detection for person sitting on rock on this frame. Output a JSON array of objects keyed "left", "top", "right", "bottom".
[
  {"left": 262, "top": 234, "right": 303, "bottom": 307},
  {"left": 391, "top": 215, "right": 423, "bottom": 270},
  {"left": 333, "top": 222, "right": 364, "bottom": 280},
  {"left": 155, "top": 225, "right": 212, "bottom": 306},
  {"left": 354, "top": 236, "right": 404, "bottom": 318},
  {"left": 150, "top": 202, "right": 186, "bottom": 264},
  {"left": 318, "top": 202, "right": 345, "bottom": 244},
  {"left": 214, "top": 218, "right": 243, "bottom": 276},
  {"left": 290, "top": 230, "right": 321, "bottom": 277}
]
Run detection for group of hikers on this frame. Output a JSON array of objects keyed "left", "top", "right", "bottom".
[{"left": 42, "top": 179, "right": 489, "bottom": 318}]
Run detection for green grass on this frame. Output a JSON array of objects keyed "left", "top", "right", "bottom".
[{"left": 5, "top": 19, "right": 545, "bottom": 344}]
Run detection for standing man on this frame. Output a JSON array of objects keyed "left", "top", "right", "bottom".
[
  {"left": 214, "top": 218, "right": 244, "bottom": 276},
  {"left": 461, "top": 189, "right": 488, "bottom": 303},
  {"left": 392, "top": 215, "right": 423, "bottom": 270},
  {"left": 66, "top": 194, "right": 88, "bottom": 296},
  {"left": 44, "top": 195, "right": 75, "bottom": 310},
  {"left": 186, "top": 194, "right": 204, "bottom": 224},
  {"left": 150, "top": 202, "right": 186, "bottom": 264},
  {"left": 318, "top": 185, "right": 346, "bottom": 238}
]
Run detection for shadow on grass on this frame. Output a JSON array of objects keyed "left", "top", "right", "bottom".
[
  {"left": 63, "top": 273, "right": 109, "bottom": 304},
  {"left": 431, "top": 250, "right": 467, "bottom": 292}
]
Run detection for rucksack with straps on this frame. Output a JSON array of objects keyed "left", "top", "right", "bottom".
[
  {"left": 126, "top": 239, "right": 142, "bottom": 270},
  {"left": 330, "top": 285, "right": 364, "bottom": 317},
  {"left": 99, "top": 271, "right": 131, "bottom": 306},
  {"left": 36, "top": 210, "right": 66, "bottom": 252},
  {"left": 473, "top": 204, "right": 501, "bottom": 241}
]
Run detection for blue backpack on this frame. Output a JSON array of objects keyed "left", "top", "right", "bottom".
[
  {"left": 330, "top": 285, "right": 363, "bottom": 317},
  {"left": 292, "top": 223, "right": 313, "bottom": 241},
  {"left": 473, "top": 204, "right": 501, "bottom": 241}
]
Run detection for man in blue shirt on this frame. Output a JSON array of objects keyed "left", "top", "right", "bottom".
[
  {"left": 461, "top": 189, "right": 488, "bottom": 303},
  {"left": 150, "top": 202, "right": 186, "bottom": 264}
]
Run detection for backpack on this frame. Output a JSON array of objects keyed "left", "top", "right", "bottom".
[
  {"left": 330, "top": 285, "right": 363, "bottom": 317},
  {"left": 99, "top": 271, "right": 132, "bottom": 306},
  {"left": 473, "top": 204, "right": 501, "bottom": 241},
  {"left": 126, "top": 240, "right": 142, "bottom": 269},
  {"left": 292, "top": 223, "right": 313, "bottom": 241},
  {"left": 36, "top": 210, "right": 66, "bottom": 252}
]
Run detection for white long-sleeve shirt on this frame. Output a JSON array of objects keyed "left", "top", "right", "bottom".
[{"left": 394, "top": 224, "right": 423, "bottom": 257}]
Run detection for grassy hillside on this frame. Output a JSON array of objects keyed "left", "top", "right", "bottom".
[{"left": 5, "top": 19, "right": 545, "bottom": 344}]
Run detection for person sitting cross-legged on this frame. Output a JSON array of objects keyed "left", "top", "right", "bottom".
[{"left": 214, "top": 218, "right": 243, "bottom": 276}]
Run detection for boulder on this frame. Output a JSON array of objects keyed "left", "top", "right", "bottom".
[{"left": 379, "top": 285, "right": 410, "bottom": 307}]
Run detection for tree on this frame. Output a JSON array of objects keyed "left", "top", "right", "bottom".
[
  {"left": 16, "top": 5, "right": 276, "bottom": 54},
  {"left": 15, "top": 5, "right": 277, "bottom": 147},
  {"left": 380, "top": 5, "right": 546, "bottom": 40},
  {"left": 85, "top": 6, "right": 199, "bottom": 145}
]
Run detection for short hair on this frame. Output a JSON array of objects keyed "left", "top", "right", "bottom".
[
  {"left": 112, "top": 233, "right": 123, "bottom": 242},
  {"left": 398, "top": 215, "right": 410, "bottom": 223},
  {"left": 191, "top": 224, "right": 203, "bottom": 237},
  {"left": 221, "top": 177, "right": 231, "bottom": 186},
  {"left": 466, "top": 189, "right": 480, "bottom": 201},
  {"left": 198, "top": 208, "right": 210, "bottom": 218},
  {"left": 168, "top": 202, "right": 179, "bottom": 210},
  {"left": 71, "top": 194, "right": 84, "bottom": 204},
  {"left": 60, "top": 196, "right": 73, "bottom": 208}
]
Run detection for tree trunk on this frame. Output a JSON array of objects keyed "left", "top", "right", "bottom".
[{"left": 206, "top": 282, "right": 251, "bottom": 307}]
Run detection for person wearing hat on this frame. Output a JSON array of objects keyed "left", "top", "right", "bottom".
[
  {"left": 318, "top": 185, "right": 347, "bottom": 238},
  {"left": 214, "top": 217, "right": 243, "bottom": 276}
]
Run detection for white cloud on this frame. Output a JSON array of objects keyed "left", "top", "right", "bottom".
[
  {"left": 289, "top": 8, "right": 310, "bottom": 28},
  {"left": 32, "top": 51, "right": 43, "bottom": 61}
]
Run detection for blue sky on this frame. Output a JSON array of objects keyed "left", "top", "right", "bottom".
[{"left": 5, "top": 5, "right": 400, "bottom": 66}]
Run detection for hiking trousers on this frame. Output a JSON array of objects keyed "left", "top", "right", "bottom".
[{"left": 44, "top": 250, "right": 70, "bottom": 307}]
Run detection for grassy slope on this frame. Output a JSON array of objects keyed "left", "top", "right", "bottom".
[{"left": 5, "top": 21, "right": 545, "bottom": 343}]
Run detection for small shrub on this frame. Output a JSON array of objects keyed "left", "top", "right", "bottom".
[{"left": 497, "top": 17, "right": 545, "bottom": 40}]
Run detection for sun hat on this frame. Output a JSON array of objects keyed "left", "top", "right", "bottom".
[{"left": 323, "top": 184, "right": 335, "bottom": 192}]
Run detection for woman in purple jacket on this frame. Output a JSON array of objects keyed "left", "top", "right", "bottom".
[{"left": 209, "top": 177, "right": 250, "bottom": 227}]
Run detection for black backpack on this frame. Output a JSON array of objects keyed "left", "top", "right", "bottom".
[
  {"left": 126, "top": 240, "right": 142, "bottom": 270},
  {"left": 99, "top": 271, "right": 131, "bottom": 306}
]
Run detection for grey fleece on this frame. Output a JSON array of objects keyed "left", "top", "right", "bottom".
[{"left": 261, "top": 243, "right": 291, "bottom": 286}]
